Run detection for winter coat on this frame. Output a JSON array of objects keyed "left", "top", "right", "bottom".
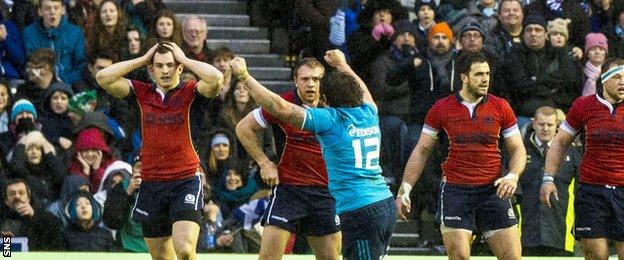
[
  {"left": 47, "top": 175, "right": 91, "bottom": 228},
  {"left": 0, "top": 20, "right": 25, "bottom": 79},
  {"left": 15, "top": 78, "right": 61, "bottom": 114},
  {"left": 69, "top": 128, "right": 116, "bottom": 191},
  {"left": 503, "top": 44, "right": 582, "bottom": 117},
  {"left": 369, "top": 48, "right": 411, "bottom": 119},
  {"left": 103, "top": 179, "right": 147, "bottom": 252},
  {"left": 0, "top": 203, "right": 63, "bottom": 251},
  {"left": 8, "top": 144, "right": 66, "bottom": 207},
  {"left": 40, "top": 82, "right": 74, "bottom": 147},
  {"left": 23, "top": 17, "right": 87, "bottom": 84},
  {"left": 525, "top": 0, "right": 591, "bottom": 48},
  {"left": 61, "top": 191, "right": 115, "bottom": 251}
]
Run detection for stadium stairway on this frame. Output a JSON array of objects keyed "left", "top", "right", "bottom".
[{"left": 166, "top": 0, "right": 294, "bottom": 93}]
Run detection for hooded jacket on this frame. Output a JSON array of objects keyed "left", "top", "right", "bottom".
[
  {"left": 61, "top": 191, "right": 115, "bottom": 251},
  {"left": 22, "top": 17, "right": 87, "bottom": 84},
  {"left": 0, "top": 19, "right": 25, "bottom": 79},
  {"left": 93, "top": 160, "right": 132, "bottom": 206},
  {"left": 69, "top": 128, "right": 115, "bottom": 191},
  {"left": 103, "top": 179, "right": 147, "bottom": 252},
  {"left": 46, "top": 175, "right": 91, "bottom": 228},
  {"left": 40, "top": 82, "right": 74, "bottom": 147}
]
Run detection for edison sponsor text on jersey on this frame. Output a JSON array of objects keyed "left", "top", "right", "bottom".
[{"left": 347, "top": 124, "right": 380, "bottom": 137}]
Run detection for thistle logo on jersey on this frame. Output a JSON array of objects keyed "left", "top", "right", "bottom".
[
  {"left": 508, "top": 208, "right": 516, "bottom": 219},
  {"left": 184, "top": 194, "right": 196, "bottom": 204}
]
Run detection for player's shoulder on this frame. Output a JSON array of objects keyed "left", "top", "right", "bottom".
[
  {"left": 129, "top": 79, "right": 151, "bottom": 89},
  {"left": 571, "top": 94, "right": 597, "bottom": 108},
  {"left": 431, "top": 94, "right": 456, "bottom": 110},
  {"left": 486, "top": 94, "right": 510, "bottom": 105},
  {"left": 280, "top": 89, "right": 298, "bottom": 104}
]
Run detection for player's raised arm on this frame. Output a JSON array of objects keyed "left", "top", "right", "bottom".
[
  {"left": 230, "top": 57, "right": 306, "bottom": 128},
  {"left": 96, "top": 44, "right": 158, "bottom": 99},
  {"left": 160, "top": 42, "right": 224, "bottom": 98},
  {"left": 236, "top": 112, "right": 280, "bottom": 186},
  {"left": 324, "top": 49, "right": 376, "bottom": 110}
]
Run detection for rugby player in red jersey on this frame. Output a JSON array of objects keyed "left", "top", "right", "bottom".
[
  {"left": 396, "top": 52, "right": 526, "bottom": 260},
  {"left": 541, "top": 58, "right": 624, "bottom": 260},
  {"left": 96, "top": 41, "right": 223, "bottom": 260}
]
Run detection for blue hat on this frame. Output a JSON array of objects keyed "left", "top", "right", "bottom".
[{"left": 11, "top": 99, "right": 37, "bottom": 122}]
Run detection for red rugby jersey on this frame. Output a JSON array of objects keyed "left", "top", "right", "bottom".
[
  {"left": 561, "top": 94, "right": 624, "bottom": 186},
  {"left": 130, "top": 80, "right": 201, "bottom": 181},
  {"left": 253, "top": 89, "right": 328, "bottom": 186},
  {"left": 423, "top": 93, "right": 518, "bottom": 185}
]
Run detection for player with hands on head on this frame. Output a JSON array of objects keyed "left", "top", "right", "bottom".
[{"left": 96, "top": 41, "right": 223, "bottom": 260}]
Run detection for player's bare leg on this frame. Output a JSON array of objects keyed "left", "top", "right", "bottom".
[
  {"left": 172, "top": 220, "right": 200, "bottom": 260},
  {"left": 441, "top": 229, "right": 472, "bottom": 260},
  {"left": 486, "top": 226, "right": 521, "bottom": 260},
  {"left": 259, "top": 226, "right": 292, "bottom": 260},
  {"left": 145, "top": 236, "right": 177, "bottom": 260},
  {"left": 616, "top": 241, "right": 624, "bottom": 260},
  {"left": 307, "top": 231, "right": 342, "bottom": 260},
  {"left": 581, "top": 238, "right": 610, "bottom": 260}
]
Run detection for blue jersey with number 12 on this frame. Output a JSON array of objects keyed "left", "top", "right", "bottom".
[{"left": 303, "top": 103, "right": 392, "bottom": 214}]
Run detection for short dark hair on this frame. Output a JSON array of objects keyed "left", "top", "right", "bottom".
[
  {"left": 457, "top": 52, "right": 489, "bottom": 76},
  {"left": 3, "top": 178, "right": 31, "bottom": 201},
  {"left": 28, "top": 48, "right": 55, "bottom": 68},
  {"left": 293, "top": 57, "right": 324, "bottom": 79},
  {"left": 89, "top": 48, "right": 117, "bottom": 65},
  {"left": 321, "top": 70, "right": 363, "bottom": 108},
  {"left": 150, "top": 42, "right": 178, "bottom": 65},
  {"left": 212, "top": 46, "right": 235, "bottom": 61},
  {"left": 596, "top": 57, "right": 624, "bottom": 92}
]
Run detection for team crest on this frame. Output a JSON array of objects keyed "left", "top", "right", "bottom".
[{"left": 184, "top": 194, "right": 196, "bottom": 204}]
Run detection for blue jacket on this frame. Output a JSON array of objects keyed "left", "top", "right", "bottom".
[
  {"left": 23, "top": 17, "right": 86, "bottom": 84},
  {"left": 0, "top": 20, "right": 25, "bottom": 79}
]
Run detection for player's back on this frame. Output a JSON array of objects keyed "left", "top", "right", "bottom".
[{"left": 304, "top": 103, "right": 392, "bottom": 214}]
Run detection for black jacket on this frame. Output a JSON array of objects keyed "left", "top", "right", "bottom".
[
  {"left": 0, "top": 203, "right": 63, "bottom": 251},
  {"left": 61, "top": 224, "right": 116, "bottom": 251},
  {"left": 517, "top": 129, "right": 580, "bottom": 251}
]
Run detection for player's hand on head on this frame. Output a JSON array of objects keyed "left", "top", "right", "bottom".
[
  {"left": 539, "top": 182, "right": 558, "bottom": 208},
  {"left": 324, "top": 49, "right": 347, "bottom": 68},
  {"left": 142, "top": 43, "right": 159, "bottom": 64},
  {"left": 494, "top": 174, "right": 518, "bottom": 199},
  {"left": 161, "top": 42, "right": 187, "bottom": 63}
]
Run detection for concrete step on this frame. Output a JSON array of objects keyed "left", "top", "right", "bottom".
[
  {"left": 165, "top": 0, "right": 247, "bottom": 15},
  {"left": 239, "top": 54, "right": 284, "bottom": 67},
  {"left": 248, "top": 67, "right": 291, "bottom": 80},
  {"left": 208, "top": 26, "right": 268, "bottom": 40},
  {"left": 390, "top": 233, "right": 421, "bottom": 248},
  {"left": 388, "top": 246, "right": 444, "bottom": 255},
  {"left": 206, "top": 39, "right": 270, "bottom": 54},
  {"left": 259, "top": 80, "right": 294, "bottom": 93},
  {"left": 176, "top": 14, "right": 249, "bottom": 27}
]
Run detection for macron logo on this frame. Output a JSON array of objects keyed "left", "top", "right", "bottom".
[
  {"left": 270, "top": 216, "right": 288, "bottom": 223},
  {"left": 184, "top": 194, "right": 196, "bottom": 204},
  {"left": 444, "top": 216, "right": 462, "bottom": 221},
  {"left": 135, "top": 208, "right": 149, "bottom": 216}
]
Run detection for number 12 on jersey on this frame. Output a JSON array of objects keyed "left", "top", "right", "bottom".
[{"left": 352, "top": 137, "right": 381, "bottom": 170}]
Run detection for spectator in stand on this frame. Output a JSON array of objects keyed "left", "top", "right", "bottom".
[
  {"left": 39, "top": 82, "right": 74, "bottom": 151},
  {"left": 15, "top": 48, "right": 60, "bottom": 113},
  {"left": 47, "top": 175, "right": 91, "bottom": 228},
  {"left": 585, "top": 0, "right": 617, "bottom": 32},
  {"left": 413, "top": 0, "right": 437, "bottom": 52},
  {"left": 603, "top": 1, "right": 624, "bottom": 59},
  {"left": 66, "top": 0, "right": 99, "bottom": 40},
  {"left": 10, "top": 0, "right": 38, "bottom": 31},
  {"left": 69, "top": 127, "right": 117, "bottom": 192},
  {"left": 120, "top": 0, "right": 165, "bottom": 37},
  {"left": 23, "top": 0, "right": 86, "bottom": 84},
  {"left": 73, "top": 49, "right": 132, "bottom": 135},
  {"left": 524, "top": 0, "right": 590, "bottom": 48},
  {"left": 488, "top": 0, "right": 524, "bottom": 61},
  {"left": 451, "top": 0, "right": 500, "bottom": 37},
  {"left": 517, "top": 106, "right": 579, "bottom": 256},
  {"left": 0, "top": 178, "right": 63, "bottom": 250},
  {"left": 87, "top": 0, "right": 128, "bottom": 60},
  {"left": 347, "top": 0, "right": 407, "bottom": 84},
  {"left": 387, "top": 22, "right": 459, "bottom": 154},
  {"left": 212, "top": 47, "right": 235, "bottom": 101},
  {"left": 369, "top": 20, "right": 415, "bottom": 190},
  {"left": 8, "top": 130, "right": 65, "bottom": 208},
  {"left": 182, "top": 15, "right": 213, "bottom": 64},
  {"left": 216, "top": 79, "right": 276, "bottom": 167},
  {"left": 503, "top": 14, "right": 582, "bottom": 124},
  {"left": 93, "top": 160, "right": 132, "bottom": 207},
  {"left": 293, "top": 0, "right": 339, "bottom": 61},
  {"left": 456, "top": 23, "right": 504, "bottom": 96},
  {"left": 0, "top": 79, "right": 13, "bottom": 155},
  {"left": 122, "top": 27, "right": 150, "bottom": 82},
  {"left": 102, "top": 157, "right": 148, "bottom": 252},
  {"left": 147, "top": 9, "right": 183, "bottom": 46},
  {"left": 547, "top": 18, "right": 583, "bottom": 60},
  {"left": 0, "top": 14, "right": 26, "bottom": 80},
  {"left": 582, "top": 33, "right": 608, "bottom": 96},
  {"left": 213, "top": 162, "right": 258, "bottom": 219},
  {"left": 7, "top": 99, "right": 43, "bottom": 158},
  {"left": 61, "top": 191, "right": 116, "bottom": 251},
  {"left": 204, "top": 130, "right": 239, "bottom": 189}
]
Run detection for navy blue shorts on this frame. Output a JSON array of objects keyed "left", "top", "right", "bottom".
[
  {"left": 574, "top": 182, "right": 624, "bottom": 241},
  {"left": 131, "top": 175, "right": 204, "bottom": 238},
  {"left": 340, "top": 197, "right": 396, "bottom": 260},
  {"left": 261, "top": 184, "right": 340, "bottom": 236},
  {"left": 436, "top": 182, "right": 517, "bottom": 232}
]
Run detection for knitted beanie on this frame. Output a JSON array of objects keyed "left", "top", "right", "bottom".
[
  {"left": 428, "top": 22, "right": 454, "bottom": 42},
  {"left": 11, "top": 99, "right": 37, "bottom": 122},
  {"left": 546, "top": 18, "right": 571, "bottom": 39},
  {"left": 585, "top": 32, "right": 609, "bottom": 54}
]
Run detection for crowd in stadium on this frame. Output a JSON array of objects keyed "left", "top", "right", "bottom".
[{"left": 0, "top": 0, "right": 620, "bottom": 257}]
